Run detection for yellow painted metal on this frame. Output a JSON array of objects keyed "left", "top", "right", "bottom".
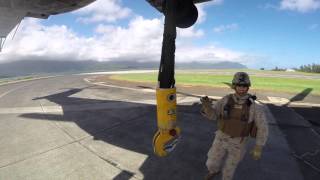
[
  {"left": 153, "top": 87, "right": 180, "bottom": 157},
  {"left": 153, "top": 128, "right": 181, "bottom": 157},
  {"left": 156, "top": 87, "right": 177, "bottom": 129}
]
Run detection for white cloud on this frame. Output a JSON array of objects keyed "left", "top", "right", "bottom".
[
  {"left": 0, "top": 19, "right": 89, "bottom": 60},
  {"left": 0, "top": 15, "right": 251, "bottom": 66},
  {"left": 91, "top": 16, "right": 164, "bottom": 61},
  {"left": 196, "top": 0, "right": 224, "bottom": 24},
  {"left": 204, "top": 0, "right": 224, "bottom": 6},
  {"left": 176, "top": 45, "right": 244, "bottom": 63},
  {"left": 74, "top": 0, "right": 132, "bottom": 23},
  {"left": 178, "top": 26, "right": 204, "bottom": 38},
  {"left": 280, "top": 0, "right": 320, "bottom": 13},
  {"left": 0, "top": 17, "right": 163, "bottom": 62},
  {"left": 196, "top": 4, "right": 207, "bottom": 24},
  {"left": 213, "top": 23, "right": 239, "bottom": 33}
]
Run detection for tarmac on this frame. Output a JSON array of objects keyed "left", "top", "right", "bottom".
[{"left": 0, "top": 73, "right": 319, "bottom": 180}]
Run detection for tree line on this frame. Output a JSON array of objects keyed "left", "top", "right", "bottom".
[
  {"left": 297, "top": 63, "right": 320, "bottom": 73},
  {"left": 267, "top": 64, "right": 320, "bottom": 73}
]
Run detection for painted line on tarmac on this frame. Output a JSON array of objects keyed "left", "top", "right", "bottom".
[
  {"left": 84, "top": 78, "right": 155, "bottom": 93},
  {"left": 266, "top": 96, "right": 320, "bottom": 107},
  {"left": 289, "top": 102, "right": 320, "bottom": 107},
  {"left": 93, "top": 82, "right": 156, "bottom": 93},
  {"left": 79, "top": 70, "right": 157, "bottom": 75},
  {"left": 0, "top": 76, "right": 60, "bottom": 98},
  {"left": 0, "top": 76, "right": 59, "bottom": 87},
  {"left": 1, "top": 97, "right": 319, "bottom": 115},
  {"left": 0, "top": 83, "right": 34, "bottom": 99},
  {"left": 85, "top": 78, "right": 320, "bottom": 107},
  {"left": 84, "top": 79, "right": 222, "bottom": 100},
  {"left": 0, "top": 102, "right": 147, "bottom": 114},
  {"left": 0, "top": 97, "right": 203, "bottom": 114}
]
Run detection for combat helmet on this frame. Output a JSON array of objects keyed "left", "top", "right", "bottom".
[{"left": 232, "top": 72, "right": 251, "bottom": 88}]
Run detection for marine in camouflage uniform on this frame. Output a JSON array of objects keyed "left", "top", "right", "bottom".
[{"left": 201, "top": 72, "right": 269, "bottom": 180}]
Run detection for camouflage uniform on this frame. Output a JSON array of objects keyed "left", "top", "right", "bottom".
[{"left": 204, "top": 93, "right": 269, "bottom": 180}]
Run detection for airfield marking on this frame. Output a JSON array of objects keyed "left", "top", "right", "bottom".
[
  {"left": 91, "top": 81, "right": 156, "bottom": 93},
  {"left": 1, "top": 96, "right": 319, "bottom": 115},
  {"left": 85, "top": 79, "right": 222, "bottom": 99},
  {"left": 0, "top": 76, "right": 59, "bottom": 87},
  {"left": 0, "top": 97, "right": 203, "bottom": 114},
  {"left": 267, "top": 96, "right": 290, "bottom": 104},
  {"left": 266, "top": 96, "right": 320, "bottom": 107},
  {"left": 0, "top": 76, "right": 59, "bottom": 98},
  {"left": 289, "top": 102, "right": 320, "bottom": 107},
  {"left": 85, "top": 78, "right": 320, "bottom": 107},
  {"left": 0, "top": 83, "right": 33, "bottom": 99},
  {"left": 0, "top": 103, "right": 147, "bottom": 114},
  {"left": 79, "top": 70, "right": 157, "bottom": 75},
  {"left": 2, "top": 79, "right": 315, "bottom": 115}
]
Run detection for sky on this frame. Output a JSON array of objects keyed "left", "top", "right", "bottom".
[{"left": 0, "top": 0, "right": 320, "bottom": 69}]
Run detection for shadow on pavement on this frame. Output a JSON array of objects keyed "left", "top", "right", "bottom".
[
  {"left": 284, "top": 88, "right": 313, "bottom": 106},
  {"left": 20, "top": 87, "right": 216, "bottom": 180},
  {"left": 267, "top": 88, "right": 320, "bottom": 180},
  {"left": 19, "top": 86, "right": 320, "bottom": 179}
]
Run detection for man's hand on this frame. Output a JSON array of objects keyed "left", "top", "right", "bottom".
[
  {"left": 200, "top": 96, "right": 213, "bottom": 107},
  {"left": 250, "top": 145, "right": 263, "bottom": 160},
  {"left": 200, "top": 96, "right": 214, "bottom": 119}
]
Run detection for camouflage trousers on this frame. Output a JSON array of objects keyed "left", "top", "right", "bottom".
[{"left": 206, "top": 130, "right": 247, "bottom": 180}]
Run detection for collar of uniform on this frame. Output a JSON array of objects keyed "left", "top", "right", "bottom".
[{"left": 232, "top": 93, "right": 250, "bottom": 104}]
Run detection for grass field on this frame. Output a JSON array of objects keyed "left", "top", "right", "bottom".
[{"left": 110, "top": 70, "right": 320, "bottom": 96}]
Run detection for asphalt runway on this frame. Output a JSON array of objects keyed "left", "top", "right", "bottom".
[{"left": 0, "top": 74, "right": 319, "bottom": 180}]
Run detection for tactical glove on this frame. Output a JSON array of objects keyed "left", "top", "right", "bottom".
[
  {"left": 200, "top": 96, "right": 214, "bottom": 119},
  {"left": 250, "top": 145, "right": 263, "bottom": 160}
]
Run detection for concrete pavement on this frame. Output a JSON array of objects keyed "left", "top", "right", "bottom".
[{"left": 0, "top": 74, "right": 319, "bottom": 180}]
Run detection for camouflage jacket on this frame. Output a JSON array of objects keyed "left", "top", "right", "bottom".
[{"left": 204, "top": 93, "right": 269, "bottom": 146}]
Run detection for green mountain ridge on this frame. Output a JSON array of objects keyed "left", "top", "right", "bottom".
[{"left": 0, "top": 60, "right": 247, "bottom": 77}]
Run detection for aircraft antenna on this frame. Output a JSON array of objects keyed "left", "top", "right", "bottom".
[
  {"left": 12, "top": 17, "right": 22, "bottom": 40},
  {"left": 0, "top": 36, "right": 6, "bottom": 52},
  {"left": 0, "top": 17, "right": 22, "bottom": 52}
]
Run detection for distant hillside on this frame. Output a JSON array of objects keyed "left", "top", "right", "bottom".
[
  {"left": 176, "top": 61, "right": 246, "bottom": 69},
  {"left": 0, "top": 60, "right": 247, "bottom": 77}
]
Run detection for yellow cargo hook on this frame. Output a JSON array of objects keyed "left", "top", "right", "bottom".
[
  {"left": 153, "top": 87, "right": 180, "bottom": 156},
  {"left": 152, "top": 0, "right": 198, "bottom": 157}
]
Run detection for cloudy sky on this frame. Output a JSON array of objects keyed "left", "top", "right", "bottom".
[{"left": 1, "top": 0, "right": 320, "bottom": 69}]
